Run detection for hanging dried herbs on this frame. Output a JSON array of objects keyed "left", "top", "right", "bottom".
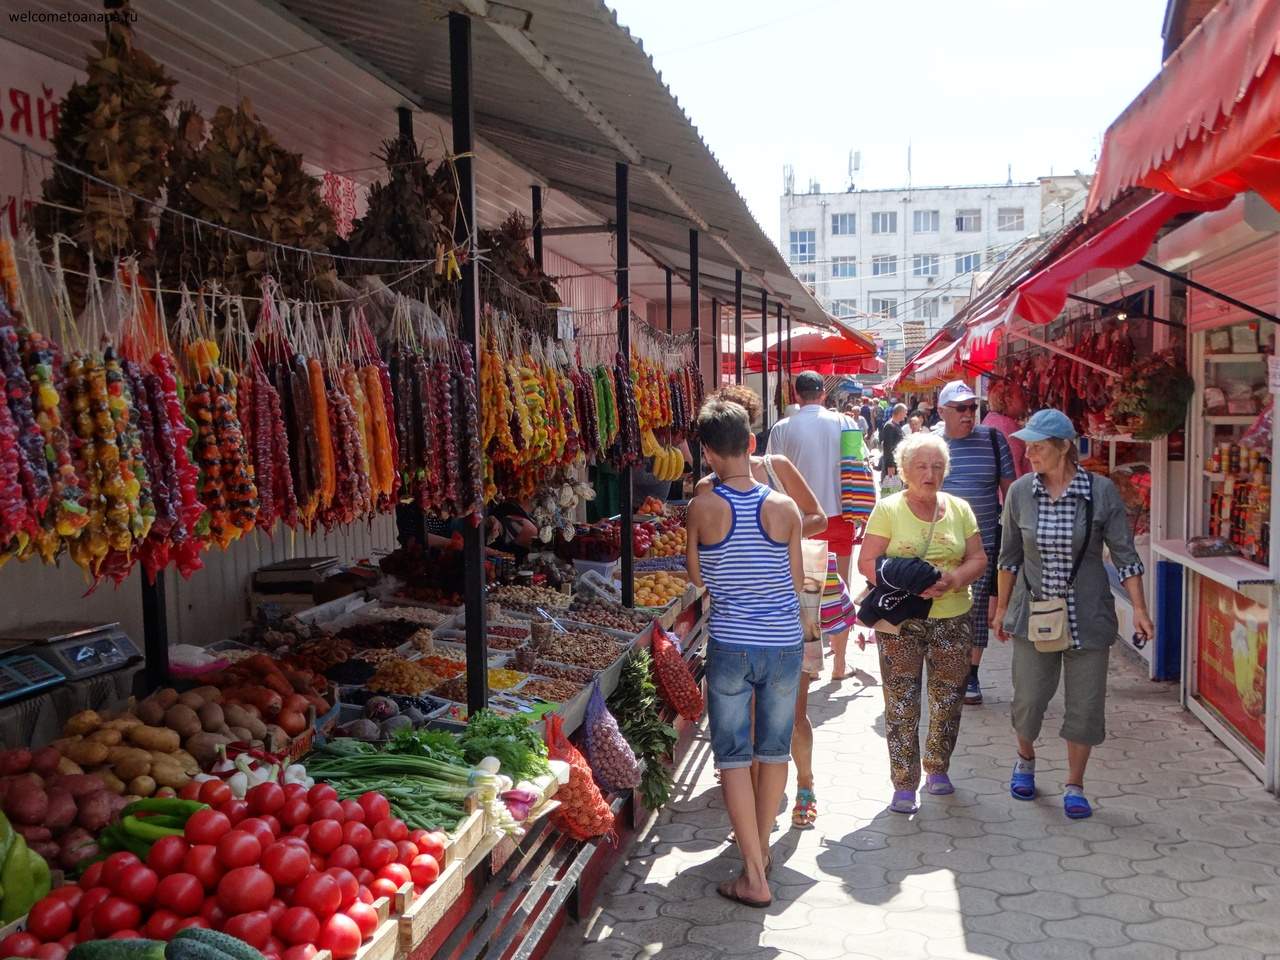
[{"left": 478, "top": 212, "right": 561, "bottom": 334}]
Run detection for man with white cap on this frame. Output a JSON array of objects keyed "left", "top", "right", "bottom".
[{"left": 937, "top": 380, "right": 1016, "bottom": 704}]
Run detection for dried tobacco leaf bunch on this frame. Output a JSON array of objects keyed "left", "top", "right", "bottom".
[
  {"left": 158, "top": 98, "right": 337, "bottom": 298},
  {"left": 34, "top": 16, "right": 175, "bottom": 268}
]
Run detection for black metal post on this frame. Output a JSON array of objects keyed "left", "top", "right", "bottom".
[
  {"left": 617, "top": 162, "right": 634, "bottom": 608},
  {"left": 1138, "top": 259, "right": 1280, "bottom": 326},
  {"left": 397, "top": 105, "right": 413, "bottom": 141},
  {"left": 531, "top": 185, "right": 544, "bottom": 270},
  {"left": 712, "top": 298, "right": 720, "bottom": 386},
  {"left": 689, "top": 229, "right": 701, "bottom": 480},
  {"left": 734, "top": 269, "right": 743, "bottom": 385},
  {"left": 665, "top": 267, "right": 673, "bottom": 334},
  {"left": 141, "top": 574, "right": 169, "bottom": 691},
  {"left": 786, "top": 312, "right": 793, "bottom": 402},
  {"left": 450, "top": 11, "right": 487, "bottom": 717},
  {"left": 775, "top": 303, "right": 784, "bottom": 419},
  {"left": 760, "top": 288, "right": 769, "bottom": 431}
]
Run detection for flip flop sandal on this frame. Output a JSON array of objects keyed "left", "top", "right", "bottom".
[
  {"left": 791, "top": 788, "right": 817, "bottom": 828},
  {"left": 1010, "top": 760, "right": 1036, "bottom": 801},
  {"left": 890, "top": 790, "right": 919, "bottom": 815},
  {"left": 925, "top": 773, "right": 954, "bottom": 795},
  {"left": 716, "top": 879, "right": 772, "bottom": 909},
  {"left": 1063, "top": 789, "right": 1092, "bottom": 820}
]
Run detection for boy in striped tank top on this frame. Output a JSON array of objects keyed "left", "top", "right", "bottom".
[{"left": 687, "top": 398, "right": 804, "bottom": 909}]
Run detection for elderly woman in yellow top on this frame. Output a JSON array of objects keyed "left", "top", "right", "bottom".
[{"left": 858, "top": 431, "right": 989, "bottom": 814}]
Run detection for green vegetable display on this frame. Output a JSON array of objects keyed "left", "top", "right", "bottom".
[
  {"left": 69, "top": 939, "right": 167, "bottom": 960},
  {"left": 458, "top": 709, "right": 550, "bottom": 782},
  {"left": 0, "top": 829, "right": 51, "bottom": 922},
  {"left": 609, "top": 650, "right": 678, "bottom": 810}
]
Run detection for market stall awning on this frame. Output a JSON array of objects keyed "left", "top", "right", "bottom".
[
  {"left": 1089, "top": 0, "right": 1280, "bottom": 214},
  {"left": 1013, "top": 192, "right": 1228, "bottom": 325},
  {"left": 725, "top": 321, "right": 876, "bottom": 374}
]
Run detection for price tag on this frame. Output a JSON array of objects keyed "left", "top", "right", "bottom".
[
  {"left": 557, "top": 308, "right": 574, "bottom": 341},
  {"left": 1268, "top": 356, "right": 1280, "bottom": 394}
]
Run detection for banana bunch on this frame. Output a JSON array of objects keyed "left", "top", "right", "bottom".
[{"left": 651, "top": 444, "right": 684, "bottom": 481}]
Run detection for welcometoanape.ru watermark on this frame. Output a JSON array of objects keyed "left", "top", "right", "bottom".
[{"left": 8, "top": 8, "right": 138, "bottom": 25}]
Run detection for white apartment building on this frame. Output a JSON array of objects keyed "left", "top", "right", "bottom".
[{"left": 780, "top": 179, "right": 1076, "bottom": 350}]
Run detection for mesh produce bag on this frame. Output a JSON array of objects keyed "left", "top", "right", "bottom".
[
  {"left": 546, "top": 712, "right": 614, "bottom": 840},
  {"left": 585, "top": 681, "right": 643, "bottom": 793},
  {"left": 651, "top": 627, "right": 703, "bottom": 722}
]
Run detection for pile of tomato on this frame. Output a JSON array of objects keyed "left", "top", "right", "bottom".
[{"left": 2, "top": 780, "right": 447, "bottom": 960}]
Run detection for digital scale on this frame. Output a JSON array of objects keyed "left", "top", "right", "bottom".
[{"left": 0, "top": 621, "right": 142, "bottom": 689}]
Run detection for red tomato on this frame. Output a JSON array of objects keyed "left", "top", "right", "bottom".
[
  {"left": 356, "top": 888, "right": 373, "bottom": 906},
  {"left": 418, "top": 832, "right": 447, "bottom": 864},
  {"left": 48, "top": 886, "right": 84, "bottom": 909},
  {"left": 360, "top": 840, "right": 397, "bottom": 872},
  {"left": 155, "top": 873, "right": 204, "bottom": 916},
  {"left": 318, "top": 913, "right": 362, "bottom": 960},
  {"left": 260, "top": 814, "right": 283, "bottom": 838},
  {"left": 200, "top": 899, "right": 228, "bottom": 929},
  {"left": 408, "top": 829, "right": 430, "bottom": 847},
  {"left": 265, "top": 899, "right": 287, "bottom": 926},
  {"left": 92, "top": 896, "right": 142, "bottom": 934},
  {"left": 325, "top": 845, "right": 360, "bottom": 872},
  {"left": 339, "top": 800, "right": 364, "bottom": 823},
  {"left": 409, "top": 855, "right": 439, "bottom": 888},
  {"left": 28, "top": 897, "right": 75, "bottom": 941},
  {"left": 179, "top": 782, "right": 204, "bottom": 801},
  {"left": 217, "top": 867, "right": 276, "bottom": 915},
  {"left": 279, "top": 835, "right": 310, "bottom": 850},
  {"left": 282, "top": 945, "right": 319, "bottom": 960},
  {"left": 310, "top": 800, "right": 343, "bottom": 823},
  {"left": 344, "top": 901, "right": 378, "bottom": 940},
  {"left": 357, "top": 792, "right": 390, "bottom": 825},
  {"left": 142, "top": 910, "right": 183, "bottom": 941},
  {"left": 223, "top": 799, "right": 250, "bottom": 826},
  {"left": 265, "top": 938, "right": 285, "bottom": 958},
  {"left": 199, "top": 779, "right": 233, "bottom": 808},
  {"left": 306, "top": 820, "right": 340, "bottom": 855},
  {"left": 341, "top": 822, "right": 372, "bottom": 850},
  {"left": 395, "top": 841, "right": 419, "bottom": 865},
  {"left": 101, "top": 853, "right": 142, "bottom": 888},
  {"left": 106, "top": 931, "right": 141, "bottom": 941},
  {"left": 75, "top": 918, "right": 97, "bottom": 944},
  {"left": 376, "top": 864, "right": 411, "bottom": 889},
  {"left": 371, "top": 818, "right": 406, "bottom": 843},
  {"left": 279, "top": 799, "right": 312, "bottom": 828},
  {"left": 282, "top": 783, "right": 308, "bottom": 801},
  {"left": 224, "top": 911, "right": 272, "bottom": 949},
  {"left": 33, "top": 944, "right": 67, "bottom": 960},
  {"left": 217, "top": 830, "right": 263, "bottom": 869},
  {"left": 369, "top": 878, "right": 398, "bottom": 900},
  {"left": 80, "top": 863, "right": 104, "bottom": 889},
  {"left": 111, "top": 863, "right": 159, "bottom": 906},
  {"left": 324, "top": 869, "right": 358, "bottom": 910},
  {"left": 310, "top": 854, "right": 327, "bottom": 874},
  {"left": 75, "top": 888, "right": 111, "bottom": 921},
  {"left": 0, "top": 934, "right": 40, "bottom": 959},
  {"left": 56, "top": 935, "right": 76, "bottom": 952},
  {"left": 353, "top": 869, "right": 374, "bottom": 888},
  {"left": 237, "top": 818, "right": 276, "bottom": 850},
  {"left": 247, "top": 782, "right": 286, "bottom": 817},
  {"left": 261, "top": 842, "right": 311, "bottom": 887},
  {"left": 147, "top": 835, "right": 191, "bottom": 877},
  {"left": 307, "top": 784, "right": 337, "bottom": 806},
  {"left": 274, "top": 906, "right": 320, "bottom": 946},
  {"left": 183, "top": 845, "right": 225, "bottom": 891},
  {"left": 174, "top": 917, "right": 210, "bottom": 933},
  {"left": 185, "top": 809, "right": 232, "bottom": 846},
  {"left": 291, "top": 873, "right": 341, "bottom": 919}
]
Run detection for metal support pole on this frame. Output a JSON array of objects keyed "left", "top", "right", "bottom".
[
  {"left": 665, "top": 267, "right": 673, "bottom": 334},
  {"left": 141, "top": 575, "right": 169, "bottom": 691},
  {"left": 450, "top": 11, "right": 488, "bottom": 717},
  {"left": 397, "top": 105, "right": 413, "bottom": 141},
  {"left": 760, "top": 288, "right": 769, "bottom": 431},
  {"left": 1139, "top": 259, "right": 1280, "bottom": 326},
  {"left": 689, "top": 229, "right": 701, "bottom": 479},
  {"left": 617, "top": 161, "right": 634, "bottom": 608},
  {"left": 734, "top": 269, "right": 744, "bottom": 385},
  {"left": 531, "top": 185, "right": 544, "bottom": 270},
  {"left": 786, "top": 312, "right": 793, "bottom": 399},
  {"left": 775, "top": 303, "right": 784, "bottom": 419},
  {"left": 712, "top": 298, "right": 721, "bottom": 386}
]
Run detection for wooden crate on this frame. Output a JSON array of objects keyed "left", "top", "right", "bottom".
[
  {"left": 315, "top": 913, "right": 398, "bottom": 960},
  {"left": 396, "top": 858, "right": 466, "bottom": 955},
  {"left": 447, "top": 808, "right": 485, "bottom": 866}
]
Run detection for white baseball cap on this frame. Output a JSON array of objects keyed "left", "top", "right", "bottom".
[{"left": 938, "top": 381, "right": 978, "bottom": 407}]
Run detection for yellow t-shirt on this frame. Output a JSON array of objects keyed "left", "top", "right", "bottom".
[{"left": 864, "top": 491, "right": 979, "bottom": 619}]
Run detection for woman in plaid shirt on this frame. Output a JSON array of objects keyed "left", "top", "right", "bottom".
[{"left": 991, "top": 410, "right": 1154, "bottom": 820}]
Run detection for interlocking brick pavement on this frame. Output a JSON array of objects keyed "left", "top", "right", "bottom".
[{"left": 549, "top": 637, "right": 1280, "bottom": 959}]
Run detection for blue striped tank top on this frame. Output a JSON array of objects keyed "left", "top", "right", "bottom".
[{"left": 698, "top": 482, "right": 802, "bottom": 648}]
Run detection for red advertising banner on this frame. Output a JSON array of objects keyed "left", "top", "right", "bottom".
[{"left": 1195, "top": 576, "right": 1268, "bottom": 754}]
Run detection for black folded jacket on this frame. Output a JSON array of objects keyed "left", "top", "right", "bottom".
[{"left": 856, "top": 556, "right": 940, "bottom": 628}]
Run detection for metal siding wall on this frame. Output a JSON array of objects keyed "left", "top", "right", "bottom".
[{"left": 1189, "top": 237, "right": 1280, "bottom": 331}]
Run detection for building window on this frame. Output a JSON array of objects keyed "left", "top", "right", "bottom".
[
  {"left": 789, "top": 229, "right": 816, "bottom": 263},
  {"left": 871, "top": 211, "right": 897, "bottom": 234},
  {"left": 911, "top": 254, "right": 940, "bottom": 277},
  {"left": 955, "top": 251, "right": 982, "bottom": 274},
  {"left": 831, "top": 213, "right": 856, "bottom": 235},
  {"left": 831, "top": 256, "right": 856, "bottom": 278},
  {"left": 870, "top": 297, "right": 898, "bottom": 318},
  {"left": 997, "top": 207, "right": 1025, "bottom": 231},
  {"left": 955, "top": 209, "right": 981, "bottom": 232},
  {"left": 872, "top": 255, "right": 898, "bottom": 277},
  {"left": 830, "top": 299, "right": 858, "bottom": 318},
  {"left": 796, "top": 271, "right": 816, "bottom": 291},
  {"left": 913, "top": 209, "right": 939, "bottom": 233},
  {"left": 918, "top": 298, "right": 939, "bottom": 321}
]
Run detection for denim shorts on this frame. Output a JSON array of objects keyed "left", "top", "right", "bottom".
[{"left": 705, "top": 641, "right": 803, "bottom": 769}]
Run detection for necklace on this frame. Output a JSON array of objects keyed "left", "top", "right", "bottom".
[{"left": 717, "top": 474, "right": 754, "bottom": 483}]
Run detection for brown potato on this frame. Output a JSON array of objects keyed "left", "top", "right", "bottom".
[
  {"left": 163, "top": 705, "right": 202, "bottom": 739},
  {"left": 86, "top": 728, "right": 122, "bottom": 746},
  {"left": 64, "top": 711, "right": 102, "bottom": 736},
  {"left": 135, "top": 697, "right": 166, "bottom": 727},
  {"left": 55, "top": 756, "right": 83, "bottom": 776},
  {"left": 93, "top": 769, "right": 126, "bottom": 794},
  {"left": 223, "top": 705, "right": 267, "bottom": 741},
  {"left": 191, "top": 686, "right": 222, "bottom": 704},
  {"left": 127, "top": 775, "right": 157, "bottom": 797},
  {"left": 197, "top": 702, "right": 225, "bottom": 734},
  {"left": 103, "top": 716, "right": 143, "bottom": 731},
  {"left": 169, "top": 750, "right": 200, "bottom": 775},
  {"left": 152, "top": 688, "right": 180, "bottom": 709},
  {"left": 62, "top": 740, "right": 109, "bottom": 767},
  {"left": 149, "top": 758, "right": 189, "bottom": 789},
  {"left": 228, "top": 726, "right": 252, "bottom": 742},
  {"left": 126, "top": 725, "right": 181, "bottom": 753},
  {"left": 177, "top": 690, "right": 207, "bottom": 710},
  {"left": 112, "top": 749, "right": 152, "bottom": 781},
  {"left": 184, "top": 732, "right": 230, "bottom": 768}
]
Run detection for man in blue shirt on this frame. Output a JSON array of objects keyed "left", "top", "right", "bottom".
[{"left": 938, "top": 381, "right": 1015, "bottom": 705}]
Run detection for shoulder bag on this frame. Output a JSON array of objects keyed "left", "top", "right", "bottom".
[{"left": 1023, "top": 477, "right": 1093, "bottom": 653}]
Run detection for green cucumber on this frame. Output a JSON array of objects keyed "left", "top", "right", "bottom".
[
  {"left": 123, "top": 815, "right": 184, "bottom": 841},
  {"left": 68, "top": 939, "right": 167, "bottom": 960},
  {"left": 122, "top": 798, "right": 207, "bottom": 820},
  {"left": 170, "top": 928, "right": 267, "bottom": 960}
]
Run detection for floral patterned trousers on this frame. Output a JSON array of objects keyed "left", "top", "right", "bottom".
[{"left": 876, "top": 614, "right": 973, "bottom": 791}]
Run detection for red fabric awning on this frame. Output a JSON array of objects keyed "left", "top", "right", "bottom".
[
  {"left": 1013, "top": 192, "right": 1228, "bottom": 325},
  {"left": 1089, "top": 0, "right": 1280, "bottom": 215}
]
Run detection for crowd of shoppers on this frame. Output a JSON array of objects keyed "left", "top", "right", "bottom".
[{"left": 687, "top": 372, "right": 1152, "bottom": 907}]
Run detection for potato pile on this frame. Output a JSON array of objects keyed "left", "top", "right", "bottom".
[{"left": 56, "top": 707, "right": 200, "bottom": 797}]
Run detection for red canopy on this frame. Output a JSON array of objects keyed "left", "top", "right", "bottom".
[
  {"left": 1089, "top": 0, "right": 1280, "bottom": 215},
  {"left": 722, "top": 322, "right": 877, "bottom": 375}
]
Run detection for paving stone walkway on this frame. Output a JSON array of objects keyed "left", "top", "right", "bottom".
[{"left": 549, "top": 637, "right": 1280, "bottom": 960}]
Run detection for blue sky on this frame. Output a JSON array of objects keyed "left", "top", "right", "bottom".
[{"left": 607, "top": 0, "right": 1169, "bottom": 242}]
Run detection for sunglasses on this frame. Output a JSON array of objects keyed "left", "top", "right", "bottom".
[{"left": 948, "top": 403, "right": 978, "bottom": 413}]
